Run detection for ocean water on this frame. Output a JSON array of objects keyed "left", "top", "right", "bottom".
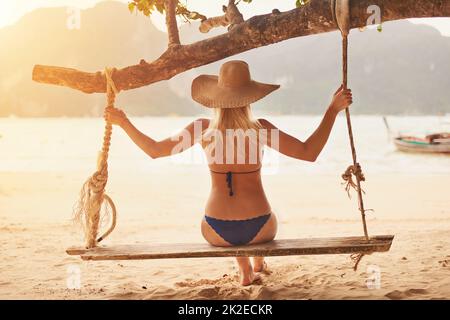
[{"left": 0, "top": 115, "right": 449, "bottom": 175}]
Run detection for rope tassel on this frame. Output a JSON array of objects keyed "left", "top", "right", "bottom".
[
  {"left": 341, "top": 163, "right": 365, "bottom": 198},
  {"left": 73, "top": 68, "right": 118, "bottom": 249}
]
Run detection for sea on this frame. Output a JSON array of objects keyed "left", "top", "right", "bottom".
[{"left": 1, "top": 115, "right": 449, "bottom": 175}]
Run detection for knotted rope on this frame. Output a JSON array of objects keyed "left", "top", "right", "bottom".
[
  {"left": 332, "top": 0, "right": 371, "bottom": 270},
  {"left": 73, "top": 68, "right": 118, "bottom": 249},
  {"left": 341, "top": 163, "right": 365, "bottom": 198}
]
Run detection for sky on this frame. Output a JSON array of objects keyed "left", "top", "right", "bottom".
[{"left": 0, "top": 0, "right": 449, "bottom": 36}]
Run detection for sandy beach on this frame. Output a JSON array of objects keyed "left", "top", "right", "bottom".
[
  {"left": 0, "top": 0, "right": 449, "bottom": 303},
  {"left": 1, "top": 170, "right": 449, "bottom": 300}
]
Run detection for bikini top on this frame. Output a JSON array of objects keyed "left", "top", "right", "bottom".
[{"left": 210, "top": 167, "right": 262, "bottom": 197}]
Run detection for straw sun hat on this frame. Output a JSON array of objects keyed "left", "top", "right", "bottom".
[{"left": 191, "top": 60, "right": 280, "bottom": 109}]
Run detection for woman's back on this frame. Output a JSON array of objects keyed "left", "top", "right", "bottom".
[
  {"left": 200, "top": 120, "right": 277, "bottom": 248},
  {"left": 200, "top": 111, "right": 272, "bottom": 220}
]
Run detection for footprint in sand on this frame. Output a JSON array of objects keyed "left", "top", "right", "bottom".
[
  {"left": 254, "top": 286, "right": 276, "bottom": 300},
  {"left": 152, "top": 270, "right": 165, "bottom": 276},
  {"left": 197, "top": 286, "right": 219, "bottom": 298},
  {"left": 107, "top": 291, "right": 144, "bottom": 299},
  {"left": 54, "top": 262, "right": 69, "bottom": 267},
  {"left": 385, "top": 288, "right": 429, "bottom": 300},
  {"left": 438, "top": 259, "right": 448, "bottom": 267}
]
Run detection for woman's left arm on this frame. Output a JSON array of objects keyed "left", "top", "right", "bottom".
[
  {"left": 262, "top": 86, "right": 353, "bottom": 162},
  {"left": 105, "top": 107, "right": 209, "bottom": 159}
]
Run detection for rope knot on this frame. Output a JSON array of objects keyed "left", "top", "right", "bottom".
[
  {"left": 89, "top": 169, "right": 108, "bottom": 193},
  {"left": 341, "top": 162, "right": 365, "bottom": 198}
]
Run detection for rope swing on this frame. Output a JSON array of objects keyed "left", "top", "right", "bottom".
[
  {"left": 67, "top": 2, "right": 388, "bottom": 272},
  {"left": 74, "top": 68, "right": 119, "bottom": 249},
  {"left": 332, "top": 0, "right": 371, "bottom": 269}
]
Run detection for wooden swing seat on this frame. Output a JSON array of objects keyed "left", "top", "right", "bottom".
[{"left": 66, "top": 235, "right": 394, "bottom": 261}]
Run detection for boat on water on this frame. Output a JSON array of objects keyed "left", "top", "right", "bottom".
[
  {"left": 383, "top": 117, "right": 450, "bottom": 154},
  {"left": 393, "top": 134, "right": 450, "bottom": 154}
]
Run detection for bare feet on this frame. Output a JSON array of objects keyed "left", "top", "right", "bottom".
[
  {"left": 240, "top": 271, "right": 261, "bottom": 286},
  {"left": 236, "top": 257, "right": 262, "bottom": 286},
  {"left": 253, "top": 257, "right": 268, "bottom": 273}
]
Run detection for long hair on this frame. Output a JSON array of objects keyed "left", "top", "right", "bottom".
[
  {"left": 207, "top": 106, "right": 262, "bottom": 132},
  {"left": 203, "top": 106, "right": 264, "bottom": 165}
]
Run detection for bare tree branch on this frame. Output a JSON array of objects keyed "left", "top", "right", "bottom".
[
  {"left": 32, "top": 0, "right": 450, "bottom": 94},
  {"left": 199, "top": 0, "right": 244, "bottom": 33},
  {"left": 165, "top": 0, "right": 180, "bottom": 46}
]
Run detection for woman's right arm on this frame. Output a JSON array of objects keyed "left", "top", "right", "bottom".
[
  {"left": 105, "top": 107, "right": 209, "bottom": 159},
  {"left": 260, "top": 86, "right": 352, "bottom": 162}
]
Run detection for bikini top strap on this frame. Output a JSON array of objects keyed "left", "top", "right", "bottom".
[
  {"left": 209, "top": 167, "right": 262, "bottom": 197},
  {"left": 226, "top": 172, "right": 233, "bottom": 197}
]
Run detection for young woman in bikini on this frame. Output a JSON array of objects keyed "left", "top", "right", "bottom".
[{"left": 105, "top": 60, "right": 353, "bottom": 286}]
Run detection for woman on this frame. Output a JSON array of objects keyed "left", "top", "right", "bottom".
[{"left": 105, "top": 60, "right": 352, "bottom": 286}]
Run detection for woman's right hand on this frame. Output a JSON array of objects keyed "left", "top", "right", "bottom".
[
  {"left": 329, "top": 85, "right": 353, "bottom": 114},
  {"left": 104, "top": 107, "right": 129, "bottom": 127}
]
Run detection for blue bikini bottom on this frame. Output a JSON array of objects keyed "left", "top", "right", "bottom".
[{"left": 204, "top": 214, "right": 271, "bottom": 246}]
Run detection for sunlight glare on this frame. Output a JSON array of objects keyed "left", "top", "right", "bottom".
[{"left": 0, "top": 2, "right": 17, "bottom": 28}]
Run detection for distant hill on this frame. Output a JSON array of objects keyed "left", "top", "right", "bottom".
[{"left": 0, "top": 1, "right": 449, "bottom": 117}]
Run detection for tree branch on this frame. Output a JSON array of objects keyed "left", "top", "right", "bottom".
[
  {"left": 32, "top": 0, "right": 450, "bottom": 94},
  {"left": 165, "top": 0, "right": 180, "bottom": 46},
  {"left": 199, "top": 0, "right": 244, "bottom": 33}
]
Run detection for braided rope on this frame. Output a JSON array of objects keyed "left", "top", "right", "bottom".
[{"left": 73, "top": 68, "right": 118, "bottom": 249}]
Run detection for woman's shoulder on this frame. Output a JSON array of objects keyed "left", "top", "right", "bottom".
[
  {"left": 186, "top": 118, "right": 210, "bottom": 131},
  {"left": 195, "top": 118, "right": 211, "bottom": 126},
  {"left": 257, "top": 118, "right": 277, "bottom": 129}
]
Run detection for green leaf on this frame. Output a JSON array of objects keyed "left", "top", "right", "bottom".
[
  {"left": 296, "top": 0, "right": 309, "bottom": 7},
  {"left": 128, "top": 2, "right": 136, "bottom": 13}
]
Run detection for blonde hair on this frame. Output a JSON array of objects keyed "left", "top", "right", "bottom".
[
  {"left": 207, "top": 106, "right": 262, "bottom": 133},
  {"left": 202, "top": 106, "right": 264, "bottom": 165}
]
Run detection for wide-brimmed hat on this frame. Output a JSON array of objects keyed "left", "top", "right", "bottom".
[{"left": 191, "top": 60, "right": 280, "bottom": 108}]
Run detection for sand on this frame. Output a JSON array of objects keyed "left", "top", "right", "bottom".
[{"left": 0, "top": 170, "right": 449, "bottom": 300}]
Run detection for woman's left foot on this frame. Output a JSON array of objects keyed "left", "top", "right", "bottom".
[
  {"left": 240, "top": 271, "right": 261, "bottom": 286},
  {"left": 253, "top": 258, "right": 270, "bottom": 273}
]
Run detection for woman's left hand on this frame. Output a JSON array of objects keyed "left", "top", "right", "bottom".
[
  {"left": 329, "top": 85, "right": 353, "bottom": 114},
  {"left": 104, "top": 107, "right": 128, "bottom": 127}
]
